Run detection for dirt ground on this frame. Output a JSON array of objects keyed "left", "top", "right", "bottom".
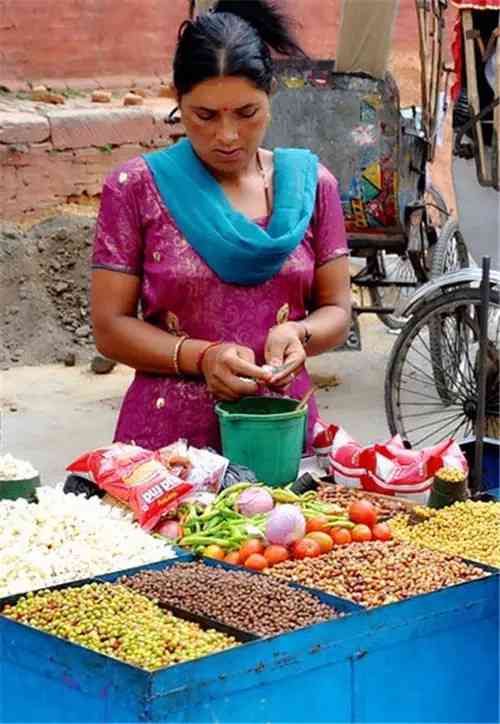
[{"left": 0, "top": 214, "right": 97, "bottom": 369}]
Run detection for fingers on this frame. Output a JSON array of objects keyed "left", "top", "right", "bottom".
[
  {"left": 269, "top": 347, "right": 305, "bottom": 385},
  {"left": 264, "top": 336, "right": 286, "bottom": 369}
]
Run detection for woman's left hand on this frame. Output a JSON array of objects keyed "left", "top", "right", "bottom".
[{"left": 264, "top": 322, "right": 306, "bottom": 388}]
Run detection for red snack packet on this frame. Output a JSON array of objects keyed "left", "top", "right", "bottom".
[{"left": 67, "top": 443, "right": 194, "bottom": 530}]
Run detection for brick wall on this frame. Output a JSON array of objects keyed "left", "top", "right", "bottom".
[{"left": 0, "top": 0, "right": 343, "bottom": 89}]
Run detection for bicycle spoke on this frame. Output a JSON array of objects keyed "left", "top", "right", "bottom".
[
  {"left": 415, "top": 326, "right": 474, "bottom": 398},
  {"left": 403, "top": 411, "right": 465, "bottom": 435},
  {"left": 399, "top": 401, "right": 461, "bottom": 408},
  {"left": 405, "top": 412, "right": 464, "bottom": 435},
  {"left": 401, "top": 407, "right": 464, "bottom": 419},
  {"left": 413, "top": 415, "right": 469, "bottom": 446},
  {"left": 398, "top": 383, "right": 455, "bottom": 403}
]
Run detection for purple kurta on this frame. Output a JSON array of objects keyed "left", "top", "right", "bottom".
[{"left": 93, "top": 155, "right": 348, "bottom": 453}]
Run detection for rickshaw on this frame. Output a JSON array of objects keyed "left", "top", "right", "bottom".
[
  {"left": 264, "top": 0, "right": 469, "bottom": 341},
  {"left": 384, "top": 0, "right": 500, "bottom": 455}
]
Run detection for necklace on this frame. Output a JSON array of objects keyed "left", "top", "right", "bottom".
[{"left": 256, "top": 150, "right": 272, "bottom": 216}]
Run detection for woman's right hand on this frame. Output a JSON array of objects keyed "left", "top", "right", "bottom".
[{"left": 201, "top": 343, "right": 272, "bottom": 401}]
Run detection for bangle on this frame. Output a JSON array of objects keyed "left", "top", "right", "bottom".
[
  {"left": 197, "top": 341, "right": 223, "bottom": 375},
  {"left": 299, "top": 322, "right": 312, "bottom": 346},
  {"left": 173, "top": 335, "right": 189, "bottom": 375}
]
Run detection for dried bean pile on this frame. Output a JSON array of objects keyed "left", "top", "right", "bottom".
[
  {"left": 390, "top": 501, "right": 500, "bottom": 568},
  {"left": 270, "top": 540, "right": 487, "bottom": 608},
  {"left": 120, "top": 562, "right": 341, "bottom": 636},
  {"left": 2, "top": 583, "right": 237, "bottom": 670},
  {"left": 317, "top": 484, "right": 412, "bottom": 519}
]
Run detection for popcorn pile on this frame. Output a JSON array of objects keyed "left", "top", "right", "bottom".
[
  {"left": 0, "top": 454, "right": 38, "bottom": 481},
  {"left": 0, "top": 487, "right": 176, "bottom": 597}
]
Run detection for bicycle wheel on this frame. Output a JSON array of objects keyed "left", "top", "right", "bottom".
[
  {"left": 429, "top": 219, "right": 472, "bottom": 402},
  {"left": 385, "top": 287, "right": 500, "bottom": 447},
  {"left": 370, "top": 185, "right": 449, "bottom": 330}
]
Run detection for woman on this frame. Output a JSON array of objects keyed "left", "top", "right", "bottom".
[{"left": 91, "top": 0, "right": 351, "bottom": 453}]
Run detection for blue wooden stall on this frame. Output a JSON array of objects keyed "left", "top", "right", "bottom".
[{"left": 1, "top": 556, "right": 498, "bottom": 723}]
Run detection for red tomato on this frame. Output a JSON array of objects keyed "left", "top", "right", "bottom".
[
  {"left": 351, "top": 524, "right": 373, "bottom": 543},
  {"left": 263, "top": 545, "right": 289, "bottom": 566},
  {"left": 244, "top": 553, "right": 268, "bottom": 571},
  {"left": 331, "top": 528, "right": 352, "bottom": 545},
  {"left": 348, "top": 500, "right": 378, "bottom": 527},
  {"left": 203, "top": 545, "right": 225, "bottom": 560},
  {"left": 372, "top": 523, "right": 393, "bottom": 541},
  {"left": 305, "top": 515, "right": 331, "bottom": 534},
  {"left": 291, "top": 538, "right": 322, "bottom": 559},
  {"left": 225, "top": 551, "right": 242, "bottom": 565},
  {"left": 239, "top": 539, "right": 265, "bottom": 562},
  {"left": 305, "top": 532, "right": 334, "bottom": 554}
]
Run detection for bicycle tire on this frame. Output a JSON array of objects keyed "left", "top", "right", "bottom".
[
  {"left": 429, "top": 219, "right": 471, "bottom": 402},
  {"left": 385, "top": 287, "right": 500, "bottom": 446}
]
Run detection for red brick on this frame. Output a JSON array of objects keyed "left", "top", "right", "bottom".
[
  {"left": 48, "top": 108, "right": 155, "bottom": 150},
  {"left": 0, "top": 112, "right": 50, "bottom": 144}
]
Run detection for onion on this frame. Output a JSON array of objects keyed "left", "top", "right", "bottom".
[
  {"left": 236, "top": 487, "right": 274, "bottom": 517},
  {"left": 155, "top": 520, "right": 183, "bottom": 540},
  {"left": 265, "top": 504, "right": 306, "bottom": 546}
]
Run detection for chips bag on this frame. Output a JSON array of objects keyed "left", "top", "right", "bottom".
[{"left": 67, "top": 443, "right": 193, "bottom": 530}]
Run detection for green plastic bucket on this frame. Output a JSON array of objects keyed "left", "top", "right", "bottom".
[
  {"left": 215, "top": 397, "right": 307, "bottom": 487},
  {"left": 0, "top": 475, "right": 40, "bottom": 501}
]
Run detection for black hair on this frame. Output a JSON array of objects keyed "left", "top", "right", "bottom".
[{"left": 175, "top": 0, "right": 305, "bottom": 98}]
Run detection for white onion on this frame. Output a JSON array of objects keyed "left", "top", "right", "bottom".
[{"left": 265, "top": 504, "right": 306, "bottom": 546}]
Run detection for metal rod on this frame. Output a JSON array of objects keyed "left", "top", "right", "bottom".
[{"left": 473, "top": 256, "right": 490, "bottom": 494}]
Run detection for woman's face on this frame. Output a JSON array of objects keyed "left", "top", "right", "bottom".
[{"left": 179, "top": 76, "right": 271, "bottom": 175}]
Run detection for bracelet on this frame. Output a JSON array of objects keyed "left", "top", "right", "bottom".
[
  {"left": 302, "top": 323, "right": 312, "bottom": 346},
  {"left": 173, "top": 335, "right": 189, "bottom": 375},
  {"left": 197, "top": 341, "right": 223, "bottom": 375}
]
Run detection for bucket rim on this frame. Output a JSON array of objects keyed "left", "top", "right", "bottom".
[{"left": 215, "top": 397, "right": 307, "bottom": 422}]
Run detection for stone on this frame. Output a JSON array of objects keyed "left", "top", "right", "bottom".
[
  {"left": 31, "top": 87, "right": 65, "bottom": 104},
  {"left": 159, "top": 84, "right": 176, "bottom": 99},
  {"left": 64, "top": 352, "right": 76, "bottom": 367},
  {"left": 19, "top": 289, "right": 28, "bottom": 300},
  {"left": 91, "top": 355, "right": 116, "bottom": 375},
  {"left": 92, "top": 90, "right": 112, "bottom": 103},
  {"left": 9, "top": 405, "right": 18, "bottom": 412},
  {"left": 53, "top": 229, "right": 68, "bottom": 242},
  {"left": 48, "top": 107, "right": 155, "bottom": 150},
  {"left": 54, "top": 281, "right": 69, "bottom": 294},
  {"left": 37, "top": 240, "right": 47, "bottom": 252},
  {"left": 123, "top": 93, "right": 144, "bottom": 106},
  {"left": 130, "top": 88, "right": 147, "bottom": 98},
  {"left": 75, "top": 324, "right": 91, "bottom": 338},
  {"left": 0, "top": 111, "right": 50, "bottom": 144}
]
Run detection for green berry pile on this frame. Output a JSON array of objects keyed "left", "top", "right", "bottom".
[{"left": 2, "top": 582, "right": 238, "bottom": 670}]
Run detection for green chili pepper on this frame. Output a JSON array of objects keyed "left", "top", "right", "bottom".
[{"left": 180, "top": 534, "right": 230, "bottom": 547}]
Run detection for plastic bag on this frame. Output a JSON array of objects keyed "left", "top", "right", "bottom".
[
  {"left": 67, "top": 444, "right": 193, "bottom": 530},
  {"left": 158, "top": 441, "right": 228, "bottom": 492},
  {"left": 312, "top": 422, "right": 468, "bottom": 498},
  {"left": 63, "top": 473, "right": 105, "bottom": 499}
]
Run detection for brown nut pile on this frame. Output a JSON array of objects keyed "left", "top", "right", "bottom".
[
  {"left": 270, "top": 540, "right": 487, "bottom": 608},
  {"left": 317, "top": 484, "right": 412, "bottom": 519},
  {"left": 119, "top": 562, "right": 341, "bottom": 636}
]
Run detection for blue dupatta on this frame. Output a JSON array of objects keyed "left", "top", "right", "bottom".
[{"left": 144, "top": 138, "right": 318, "bottom": 286}]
